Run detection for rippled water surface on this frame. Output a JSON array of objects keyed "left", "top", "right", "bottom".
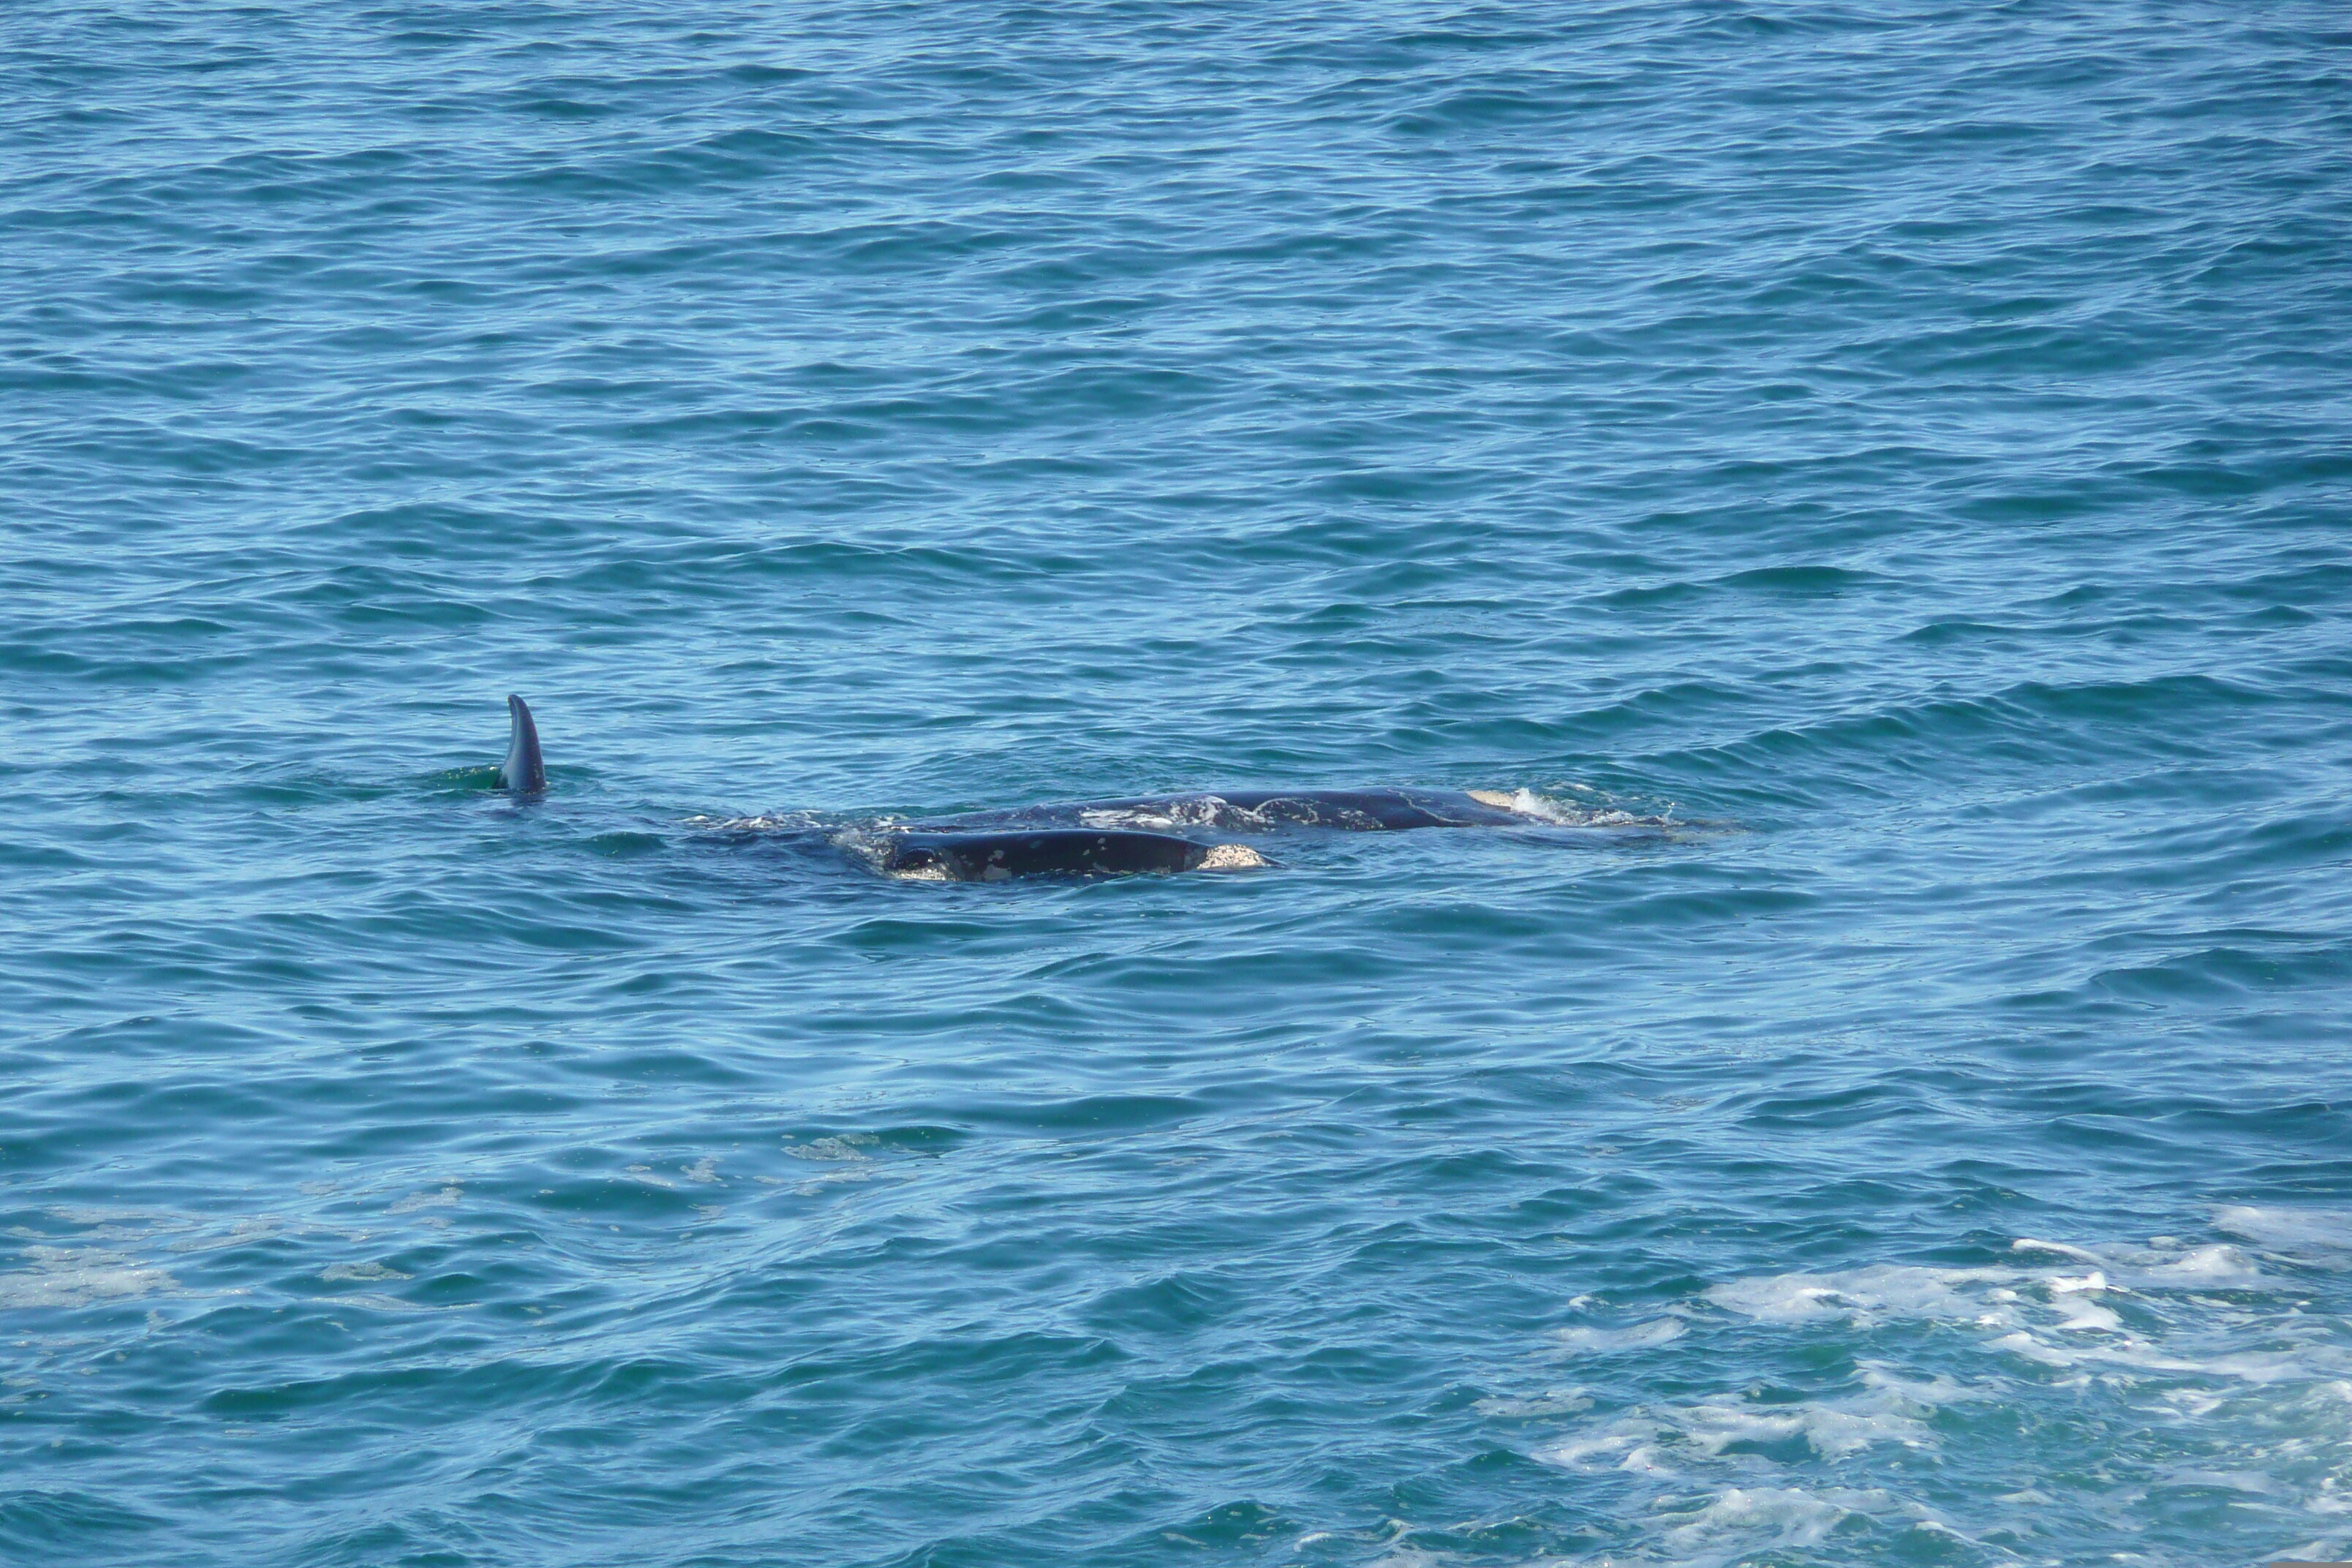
[{"left": 7, "top": 3, "right": 2352, "bottom": 1564}]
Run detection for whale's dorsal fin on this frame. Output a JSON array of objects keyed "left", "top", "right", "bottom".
[{"left": 498, "top": 694, "right": 546, "bottom": 793}]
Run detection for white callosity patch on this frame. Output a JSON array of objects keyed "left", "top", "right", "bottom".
[
  {"left": 1198, "top": 843, "right": 1268, "bottom": 870},
  {"left": 1520, "top": 1219, "right": 2352, "bottom": 1564},
  {"left": 821, "top": 827, "right": 904, "bottom": 876}
]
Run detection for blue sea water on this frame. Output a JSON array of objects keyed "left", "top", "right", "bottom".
[{"left": 6, "top": 1, "right": 2352, "bottom": 1563}]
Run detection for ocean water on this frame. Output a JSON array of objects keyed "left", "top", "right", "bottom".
[{"left": 5, "top": 1, "right": 2351, "bottom": 1563}]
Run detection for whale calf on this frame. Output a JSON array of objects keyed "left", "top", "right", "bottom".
[{"left": 491, "top": 696, "right": 1553, "bottom": 881}]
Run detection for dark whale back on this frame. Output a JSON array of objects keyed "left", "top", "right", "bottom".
[
  {"left": 1165, "top": 788, "right": 1523, "bottom": 830},
  {"left": 918, "top": 788, "right": 1534, "bottom": 834},
  {"left": 882, "top": 829, "right": 1255, "bottom": 881}
]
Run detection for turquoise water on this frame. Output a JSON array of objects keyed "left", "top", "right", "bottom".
[{"left": 6, "top": 2, "right": 2352, "bottom": 1563}]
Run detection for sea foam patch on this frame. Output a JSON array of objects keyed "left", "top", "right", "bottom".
[
  {"left": 0, "top": 1245, "right": 177, "bottom": 1310},
  {"left": 1512, "top": 1218, "right": 2352, "bottom": 1565},
  {"left": 2218, "top": 1206, "right": 2352, "bottom": 1264}
]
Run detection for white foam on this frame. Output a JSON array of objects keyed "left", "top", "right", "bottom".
[
  {"left": 1534, "top": 1373, "right": 1940, "bottom": 1482},
  {"left": 1855, "top": 1364, "right": 1978, "bottom": 1405},
  {"left": 1474, "top": 1389, "right": 1593, "bottom": 1417},
  {"left": 2170, "top": 1469, "right": 2279, "bottom": 1494},
  {"left": 46, "top": 1205, "right": 183, "bottom": 1230},
  {"left": 1533, "top": 1425, "right": 1654, "bottom": 1472},
  {"left": 1077, "top": 799, "right": 1249, "bottom": 830},
  {"left": 1468, "top": 787, "right": 1573, "bottom": 822},
  {"left": 2216, "top": 1206, "right": 2352, "bottom": 1262},
  {"left": 315, "top": 1292, "right": 439, "bottom": 1313},
  {"left": 0, "top": 1245, "right": 176, "bottom": 1308},
  {"left": 1615, "top": 1442, "right": 1677, "bottom": 1477},
  {"left": 1515, "top": 1221, "right": 2352, "bottom": 1562},
  {"left": 1480, "top": 786, "right": 1681, "bottom": 829},
  {"left": 1710, "top": 1243, "right": 2275, "bottom": 1341},
  {"left": 2037, "top": 1235, "right": 2270, "bottom": 1292},
  {"left": 2313, "top": 1466, "right": 2352, "bottom": 1515},
  {"left": 2046, "top": 1272, "right": 2126, "bottom": 1331},
  {"left": 164, "top": 1217, "right": 286, "bottom": 1254},
  {"left": 1550, "top": 1317, "right": 1686, "bottom": 1352},
  {"left": 1705, "top": 1263, "right": 2016, "bottom": 1327},
  {"left": 687, "top": 812, "right": 821, "bottom": 832},
  {"left": 1987, "top": 1318, "right": 2322, "bottom": 1383},
  {"left": 1676, "top": 1395, "right": 1929, "bottom": 1458},
  {"left": 385, "top": 1185, "right": 461, "bottom": 1214},
  {"left": 792, "top": 1166, "right": 881, "bottom": 1196},
  {"left": 1661, "top": 1486, "right": 1849, "bottom": 1551},
  {"left": 785, "top": 1134, "right": 876, "bottom": 1161},
  {"left": 2136, "top": 1243, "right": 2267, "bottom": 1287}
]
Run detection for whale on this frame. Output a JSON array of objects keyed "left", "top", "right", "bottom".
[{"left": 491, "top": 696, "right": 1553, "bottom": 881}]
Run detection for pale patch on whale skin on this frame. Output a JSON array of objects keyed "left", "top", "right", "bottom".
[{"left": 1199, "top": 843, "right": 1269, "bottom": 870}]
